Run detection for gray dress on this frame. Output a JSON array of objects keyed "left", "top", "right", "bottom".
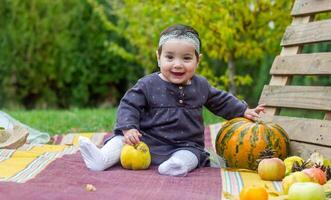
[{"left": 111, "top": 72, "right": 247, "bottom": 167}]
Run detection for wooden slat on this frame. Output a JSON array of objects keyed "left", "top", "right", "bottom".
[
  {"left": 270, "top": 53, "right": 331, "bottom": 75},
  {"left": 265, "top": 16, "right": 313, "bottom": 116},
  {"left": 261, "top": 115, "right": 331, "bottom": 147},
  {"left": 265, "top": 49, "right": 301, "bottom": 116},
  {"left": 259, "top": 85, "right": 331, "bottom": 111},
  {"left": 281, "top": 19, "right": 331, "bottom": 46},
  {"left": 261, "top": 2, "right": 331, "bottom": 159},
  {"left": 290, "top": 141, "right": 331, "bottom": 160},
  {"left": 292, "top": 0, "right": 331, "bottom": 16}
]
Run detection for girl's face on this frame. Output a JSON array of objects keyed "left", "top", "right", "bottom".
[{"left": 157, "top": 40, "right": 201, "bottom": 85}]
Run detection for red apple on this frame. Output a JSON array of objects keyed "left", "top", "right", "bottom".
[
  {"left": 258, "top": 158, "right": 286, "bottom": 181},
  {"left": 288, "top": 182, "right": 325, "bottom": 200},
  {"left": 302, "top": 168, "right": 327, "bottom": 185}
]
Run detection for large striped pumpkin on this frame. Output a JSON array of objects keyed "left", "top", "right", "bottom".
[{"left": 215, "top": 117, "right": 290, "bottom": 170}]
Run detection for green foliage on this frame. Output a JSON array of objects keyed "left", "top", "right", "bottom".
[
  {"left": 4, "top": 0, "right": 328, "bottom": 109},
  {"left": 0, "top": 0, "right": 143, "bottom": 108},
  {"left": 109, "top": 0, "right": 292, "bottom": 101}
]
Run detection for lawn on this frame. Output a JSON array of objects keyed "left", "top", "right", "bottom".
[{"left": 5, "top": 108, "right": 224, "bottom": 135}]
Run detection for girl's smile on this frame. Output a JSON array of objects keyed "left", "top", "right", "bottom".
[{"left": 171, "top": 71, "right": 185, "bottom": 77}]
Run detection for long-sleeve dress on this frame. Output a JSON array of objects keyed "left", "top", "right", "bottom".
[{"left": 112, "top": 72, "right": 247, "bottom": 166}]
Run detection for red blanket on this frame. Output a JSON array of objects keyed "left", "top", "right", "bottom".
[
  {"left": 0, "top": 126, "right": 221, "bottom": 200},
  {"left": 0, "top": 152, "right": 221, "bottom": 200}
]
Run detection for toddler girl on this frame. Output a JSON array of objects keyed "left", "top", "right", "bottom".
[{"left": 79, "top": 24, "right": 265, "bottom": 176}]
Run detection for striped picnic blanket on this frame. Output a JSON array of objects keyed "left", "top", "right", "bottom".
[
  {"left": 50, "top": 132, "right": 112, "bottom": 146},
  {"left": 0, "top": 132, "right": 111, "bottom": 183},
  {"left": 0, "top": 124, "right": 284, "bottom": 199},
  {"left": 0, "top": 144, "right": 77, "bottom": 183}
]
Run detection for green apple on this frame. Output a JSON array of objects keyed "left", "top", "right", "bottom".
[
  {"left": 282, "top": 171, "right": 313, "bottom": 194},
  {"left": 288, "top": 182, "right": 325, "bottom": 200}
]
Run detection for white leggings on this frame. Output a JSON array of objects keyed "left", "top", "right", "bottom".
[{"left": 79, "top": 135, "right": 199, "bottom": 176}]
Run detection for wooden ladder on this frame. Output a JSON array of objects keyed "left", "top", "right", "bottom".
[{"left": 259, "top": 0, "right": 331, "bottom": 159}]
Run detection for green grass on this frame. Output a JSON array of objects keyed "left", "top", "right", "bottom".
[
  {"left": 202, "top": 108, "right": 224, "bottom": 125},
  {"left": 5, "top": 108, "right": 224, "bottom": 135},
  {"left": 6, "top": 109, "right": 117, "bottom": 135}
]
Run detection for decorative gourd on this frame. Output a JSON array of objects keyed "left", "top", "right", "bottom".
[
  {"left": 239, "top": 186, "right": 268, "bottom": 200},
  {"left": 120, "top": 142, "right": 151, "bottom": 170},
  {"left": 215, "top": 117, "right": 290, "bottom": 170}
]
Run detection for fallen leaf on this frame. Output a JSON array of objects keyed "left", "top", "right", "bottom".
[
  {"left": 223, "top": 191, "right": 239, "bottom": 200},
  {"left": 85, "top": 184, "right": 96, "bottom": 192}
]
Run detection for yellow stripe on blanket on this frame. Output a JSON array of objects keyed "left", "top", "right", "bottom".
[
  {"left": 51, "top": 132, "right": 109, "bottom": 146},
  {"left": 72, "top": 133, "right": 94, "bottom": 145},
  {"left": 0, "top": 144, "right": 78, "bottom": 183}
]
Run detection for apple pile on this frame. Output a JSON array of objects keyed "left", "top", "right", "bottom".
[{"left": 256, "top": 150, "right": 331, "bottom": 200}]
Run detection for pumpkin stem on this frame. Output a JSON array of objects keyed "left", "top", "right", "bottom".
[{"left": 254, "top": 118, "right": 264, "bottom": 124}]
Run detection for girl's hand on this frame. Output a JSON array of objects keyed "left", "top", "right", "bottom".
[
  {"left": 122, "top": 129, "right": 142, "bottom": 145},
  {"left": 244, "top": 104, "right": 266, "bottom": 121}
]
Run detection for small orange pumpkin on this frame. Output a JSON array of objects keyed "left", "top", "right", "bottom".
[
  {"left": 239, "top": 186, "right": 268, "bottom": 200},
  {"left": 215, "top": 117, "right": 290, "bottom": 170}
]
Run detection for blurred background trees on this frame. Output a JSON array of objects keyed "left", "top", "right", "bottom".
[
  {"left": 1, "top": 0, "right": 329, "bottom": 109},
  {"left": 0, "top": 0, "right": 144, "bottom": 108}
]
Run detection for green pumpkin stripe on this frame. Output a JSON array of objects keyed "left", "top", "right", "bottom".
[
  {"left": 248, "top": 124, "right": 259, "bottom": 169},
  {"left": 215, "top": 119, "right": 244, "bottom": 143},
  {"left": 264, "top": 125, "right": 273, "bottom": 149},
  {"left": 216, "top": 120, "right": 247, "bottom": 154},
  {"left": 270, "top": 124, "right": 290, "bottom": 144},
  {"left": 238, "top": 123, "right": 253, "bottom": 147},
  {"left": 269, "top": 125, "right": 290, "bottom": 157},
  {"left": 223, "top": 121, "right": 251, "bottom": 147},
  {"left": 233, "top": 123, "right": 253, "bottom": 168}
]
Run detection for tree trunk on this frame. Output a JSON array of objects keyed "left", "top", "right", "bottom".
[{"left": 227, "top": 54, "right": 236, "bottom": 95}]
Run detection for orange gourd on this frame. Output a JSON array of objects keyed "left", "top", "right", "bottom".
[
  {"left": 215, "top": 117, "right": 290, "bottom": 170},
  {"left": 239, "top": 186, "right": 268, "bottom": 200}
]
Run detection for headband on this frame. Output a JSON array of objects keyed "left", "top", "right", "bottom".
[{"left": 158, "top": 31, "right": 200, "bottom": 54}]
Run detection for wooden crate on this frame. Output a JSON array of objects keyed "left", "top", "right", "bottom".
[{"left": 258, "top": 0, "right": 331, "bottom": 159}]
